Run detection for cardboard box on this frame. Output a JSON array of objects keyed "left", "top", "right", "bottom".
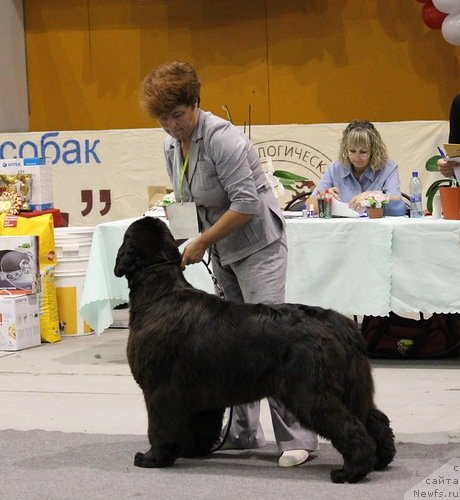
[
  {"left": 0, "top": 235, "right": 40, "bottom": 295},
  {"left": 0, "top": 293, "right": 41, "bottom": 350},
  {"left": 147, "top": 185, "right": 172, "bottom": 208},
  {"left": 0, "top": 157, "right": 54, "bottom": 211}
]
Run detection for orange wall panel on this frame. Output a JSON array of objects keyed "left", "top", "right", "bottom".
[
  {"left": 24, "top": 0, "right": 460, "bottom": 131},
  {"left": 25, "top": 0, "right": 94, "bottom": 130}
]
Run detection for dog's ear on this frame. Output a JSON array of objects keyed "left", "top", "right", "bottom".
[
  {"left": 114, "top": 217, "right": 182, "bottom": 281},
  {"left": 114, "top": 241, "right": 137, "bottom": 279}
]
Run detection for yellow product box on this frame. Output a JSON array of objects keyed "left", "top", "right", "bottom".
[
  {"left": 0, "top": 235, "right": 40, "bottom": 295},
  {"left": 0, "top": 293, "right": 41, "bottom": 351}
]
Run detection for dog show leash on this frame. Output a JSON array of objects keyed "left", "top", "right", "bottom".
[
  {"left": 201, "top": 251, "right": 225, "bottom": 300},
  {"left": 200, "top": 251, "right": 234, "bottom": 452}
]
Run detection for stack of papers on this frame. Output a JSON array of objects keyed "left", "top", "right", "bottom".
[
  {"left": 143, "top": 206, "right": 166, "bottom": 218},
  {"left": 282, "top": 211, "right": 304, "bottom": 219},
  {"left": 443, "top": 144, "right": 460, "bottom": 181},
  {"left": 443, "top": 143, "right": 460, "bottom": 161},
  {"left": 331, "top": 198, "right": 360, "bottom": 218}
]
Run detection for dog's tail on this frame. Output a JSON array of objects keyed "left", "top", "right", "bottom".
[{"left": 365, "top": 407, "right": 396, "bottom": 470}]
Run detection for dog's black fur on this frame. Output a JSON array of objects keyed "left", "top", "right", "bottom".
[{"left": 114, "top": 217, "right": 395, "bottom": 483}]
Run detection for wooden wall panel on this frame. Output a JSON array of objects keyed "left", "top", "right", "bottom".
[
  {"left": 266, "top": 1, "right": 460, "bottom": 124},
  {"left": 24, "top": 0, "right": 460, "bottom": 131},
  {"left": 25, "top": 0, "right": 93, "bottom": 130}
]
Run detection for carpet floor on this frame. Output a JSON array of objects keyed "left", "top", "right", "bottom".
[{"left": 1, "top": 429, "right": 459, "bottom": 500}]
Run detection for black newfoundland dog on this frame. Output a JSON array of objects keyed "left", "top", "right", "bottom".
[{"left": 114, "top": 217, "right": 395, "bottom": 483}]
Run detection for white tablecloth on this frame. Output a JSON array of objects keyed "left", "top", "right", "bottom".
[
  {"left": 79, "top": 216, "right": 460, "bottom": 334},
  {"left": 390, "top": 219, "right": 460, "bottom": 312}
]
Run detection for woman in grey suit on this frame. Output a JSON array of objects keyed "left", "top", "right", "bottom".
[{"left": 141, "top": 61, "right": 318, "bottom": 467}]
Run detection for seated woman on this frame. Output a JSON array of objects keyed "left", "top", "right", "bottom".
[{"left": 307, "top": 120, "right": 405, "bottom": 216}]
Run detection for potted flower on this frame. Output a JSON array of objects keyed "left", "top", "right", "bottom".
[
  {"left": 156, "top": 192, "right": 176, "bottom": 219},
  {"left": 360, "top": 191, "right": 390, "bottom": 218},
  {"left": 272, "top": 169, "right": 308, "bottom": 192},
  {"left": 264, "top": 156, "right": 307, "bottom": 199},
  {"left": 425, "top": 178, "right": 456, "bottom": 213},
  {"left": 425, "top": 155, "right": 459, "bottom": 217}
]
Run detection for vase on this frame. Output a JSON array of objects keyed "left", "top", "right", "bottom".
[
  {"left": 432, "top": 192, "right": 442, "bottom": 218},
  {"left": 367, "top": 207, "right": 384, "bottom": 219},
  {"left": 439, "top": 186, "right": 460, "bottom": 220}
]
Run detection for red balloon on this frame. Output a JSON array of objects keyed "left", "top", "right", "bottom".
[{"left": 421, "top": 1, "right": 447, "bottom": 29}]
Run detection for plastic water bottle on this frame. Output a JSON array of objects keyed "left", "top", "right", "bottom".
[
  {"left": 409, "top": 171, "right": 424, "bottom": 218},
  {"left": 302, "top": 202, "right": 307, "bottom": 218}
]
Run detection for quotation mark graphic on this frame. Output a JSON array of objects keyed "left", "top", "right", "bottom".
[{"left": 81, "top": 189, "right": 111, "bottom": 216}]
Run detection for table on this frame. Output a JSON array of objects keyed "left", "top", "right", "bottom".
[{"left": 79, "top": 216, "right": 460, "bottom": 334}]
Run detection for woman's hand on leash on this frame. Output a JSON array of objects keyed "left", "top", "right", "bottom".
[
  {"left": 181, "top": 238, "right": 208, "bottom": 267},
  {"left": 181, "top": 211, "right": 252, "bottom": 267}
]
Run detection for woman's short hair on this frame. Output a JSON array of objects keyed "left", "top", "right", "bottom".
[
  {"left": 339, "top": 119, "right": 388, "bottom": 171},
  {"left": 141, "top": 61, "right": 201, "bottom": 118}
]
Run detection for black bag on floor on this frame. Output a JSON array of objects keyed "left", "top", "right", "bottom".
[{"left": 361, "top": 312, "right": 460, "bottom": 359}]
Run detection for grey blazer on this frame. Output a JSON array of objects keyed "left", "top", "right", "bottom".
[{"left": 164, "top": 110, "right": 285, "bottom": 266}]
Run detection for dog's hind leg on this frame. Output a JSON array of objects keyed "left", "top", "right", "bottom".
[
  {"left": 182, "top": 408, "right": 225, "bottom": 457},
  {"left": 365, "top": 407, "right": 396, "bottom": 470},
  {"left": 308, "top": 397, "right": 377, "bottom": 483}
]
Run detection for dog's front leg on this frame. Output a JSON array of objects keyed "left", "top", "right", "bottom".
[
  {"left": 134, "top": 444, "right": 180, "bottom": 468},
  {"left": 134, "top": 389, "right": 187, "bottom": 468}
]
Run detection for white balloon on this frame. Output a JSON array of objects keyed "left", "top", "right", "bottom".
[
  {"left": 433, "top": 0, "right": 460, "bottom": 14},
  {"left": 442, "top": 12, "right": 460, "bottom": 45}
]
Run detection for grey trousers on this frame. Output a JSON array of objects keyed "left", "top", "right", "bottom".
[{"left": 211, "top": 234, "right": 318, "bottom": 453}]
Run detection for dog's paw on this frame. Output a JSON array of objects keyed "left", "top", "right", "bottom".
[
  {"left": 134, "top": 451, "right": 156, "bottom": 468},
  {"left": 330, "top": 468, "right": 367, "bottom": 484},
  {"left": 374, "top": 458, "right": 390, "bottom": 471},
  {"left": 330, "top": 468, "right": 348, "bottom": 483},
  {"left": 134, "top": 448, "right": 178, "bottom": 468}
]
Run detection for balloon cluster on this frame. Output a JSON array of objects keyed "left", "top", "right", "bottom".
[{"left": 417, "top": 0, "right": 460, "bottom": 45}]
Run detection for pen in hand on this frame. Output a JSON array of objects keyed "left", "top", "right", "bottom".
[{"left": 438, "top": 146, "right": 460, "bottom": 183}]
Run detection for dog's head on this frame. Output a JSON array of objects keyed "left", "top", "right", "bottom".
[{"left": 114, "top": 217, "right": 181, "bottom": 282}]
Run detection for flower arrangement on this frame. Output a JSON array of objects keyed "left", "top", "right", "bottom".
[
  {"left": 158, "top": 192, "right": 176, "bottom": 207},
  {"left": 425, "top": 153, "right": 458, "bottom": 213},
  {"left": 264, "top": 157, "right": 307, "bottom": 199},
  {"left": 359, "top": 191, "right": 390, "bottom": 209}
]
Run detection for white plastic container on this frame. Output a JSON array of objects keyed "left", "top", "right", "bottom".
[
  {"left": 54, "top": 227, "right": 93, "bottom": 259},
  {"left": 54, "top": 227, "right": 94, "bottom": 336}
]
